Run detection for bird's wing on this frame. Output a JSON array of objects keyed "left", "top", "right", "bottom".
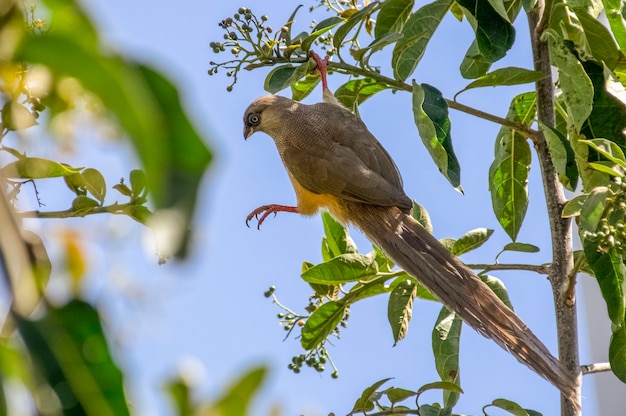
[{"left": 281, "top": 103, "right": 410, "bottom": 209}]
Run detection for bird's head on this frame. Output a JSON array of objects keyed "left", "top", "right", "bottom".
[{"left": 243, "top": 95, "right": 296, "bottom": 139}]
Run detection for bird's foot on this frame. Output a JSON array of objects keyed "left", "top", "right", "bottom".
[
  {"left": 246, "top": 204, "right": 298, "bottom": 229},
  {"left": 310, "top": 51, "right": 330, "bottom": 90}
]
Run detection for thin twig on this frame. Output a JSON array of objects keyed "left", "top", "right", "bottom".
[
  {"left": 465, "top": 263, "right": 550, "bottom": 274},
  {"left": 17, "top": 203, "right": 133, "bottom": 219},
  {"left": 581, "top": 362, "right": 611, "bottom": 375}
]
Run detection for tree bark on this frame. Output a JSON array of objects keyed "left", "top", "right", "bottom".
[{"left": 527, "top": 3, "right": 582, "bottom": 415}]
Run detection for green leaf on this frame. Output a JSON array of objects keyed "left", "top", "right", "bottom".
[
  {"left": 392, "top": 0, "right": 452, "bottom": 81},
  {"left": 1, "top": 157, "right": 82, "bottom": 179},
  {"left": 291, "top": 73, "right": 321, "bottom": 102},
  {"left": 301, "top": 252, "right": 377, "bottom": 284},
  {"left": 572, "top": 6, "right": 620, "bottom": 69},
  {"left": 113, "top": 183, "right": 133, "bottom": 197},
  {"left": 334, "top": 78, "right": 388, "bottom": 113},
  {"left": 321, "top": 212, "right": 357, "bottom": 257},
  {"left": 209, "top": 366, "right": 267, "bottom": 416},
  {"left": 72, "top": 195, "right": 100, "bottom": 216},
  {"left": 22, "top": 230, "right": 52, "bottom": 296},
  {"left": 539, "top": 122, "right": 579, "bottom": 191},
  {"left": 127, "top": 205, "right": 152, "bottom": 224},
  {"left": 373, "top": 245, "right": 395, "bottom": 272},
  {"left": 439, "top": 237, "right": 456, "bottom": 252},
  {"left": 456, "top": 0, "right": 515, "bottom": 62},
  {"left": 451, "top": 228, "right": 493, "bottom": 255},
  {"left": 385, "top": 387, "right": 417, "bottom": 404},
  {"left": 460, "top": 40, "right": 492, "bottom": 79},
  {"left": 391, "top": 274, "right": 438, "bottom": 301},
  {"left": 563, "top": 194, "right": 587, "bottom": 218},
  {"left": 135, "top": 65, "right": 212, "bottom": 253},
  {"left": 480, "top": 275, "right": 514, "bottom": 309},
  {"left": 15, "top": 300, "right": 130, "bottom": 416},
  {"left": 301, "top": 301, "right": 347, "bottom": 350},
  {"left": 581, "top": 62, "right": 626, "bottom": 153},
  {"left": 432, "top": 307, "right": 462, "bottom": 408},
  {"left": 574, "top": 249, "right": 595, "bottom": 276},
  {"left": 501, "top": 242, "right": 540, "bottom": 253},
  {"left": 488, "top": 97, "right": 532, "bottom": 241},
  {"left": 167, "top": 377, "right": 194, "bottom": 416},
  {"left": 485, "top": 0, "right": 512, "bottom": 22},
  {"left": 264, "top": 61, "right": 315, "bottom": 93},
  {"left": 82, "top": 168, "right": 107, "bottom": 203},
  {"left": 1, "top": 101, "right": 38, "bottom": 131},
  {"left": 388, "top": 278, "right": 416, "bottom": 345},
  {"left": 412, "top": 200, "right": 433, "bottom": 233},
  {"left": 40, "top": 0, "right": 99, "bottom": 48},
  {"left": 301, "top": 16, "right": 344, "bottom": 51},
  {"left": 603, "top": 0, "right": 626, "bottom": 57},
  {"left": 351, "top": 378, "right": 392, "bottom": 413},
  {"left": 416, "top": 381, "right": 463, "bottom": 398},
  {"left": 412, "top": 82, "right": 462, "bottom": 190},
  {"left": 579, "top": 186, "right": 609, "bottom": 233},
  {"left": 279, "top": 4, "right": 304, "bottom": 46},
  {"left": 609, "top": 325, "right": 626, "bottom": 382},
  {"left": 581, "top": 138, "right": 626, "bottom": 168},
  {"left": 489, "top": 398, "right": 529, "bottom": 415},
  {"left": 570, "top": 128, "right": 610, "bottom": 191},
  {"left": 456, "top": 67, "right": 546, "bottom": 97},
  {"left": 416, "top": 403, "right": 448, "bottom": 416},
  {"left": 588, "top": 161, "right": 625, "bottom": 177},
  {"left": 333, "top": 2, "right": 379, "bottom": 53},
  {"left": 352, "top": 32, "right": 404, "bottom": 68},
  {"left": 583, "top": 239, "right": 625, "bottom": 326},
  {"left": 375, "top": 0, "right": 414, "bottom": 38},
  {"left": 544, "top": 30, "right": 594, "bottom": 131}
]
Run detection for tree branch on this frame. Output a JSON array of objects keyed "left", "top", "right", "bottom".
[
  {"left": 465, "top": 263, "right": 550, "bottom": 274},
  {"left": 581, "top": 362, "right": 611, "bottom": 375},
  {"left": 527, "top": 3, "right": 581, "bottom": 414},
  {"left": 17, "top": 203, "right": 138, "bottom": 219},
  {"left": 247, "top": 56, "right": 539, "bottom": 137},
  {"left": 328, "top": 61, "right": 539, "bottom": 138}
]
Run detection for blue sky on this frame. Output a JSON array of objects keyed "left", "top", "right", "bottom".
[{"left": 30, "top": 0, "right": 621, "bottom": 414}]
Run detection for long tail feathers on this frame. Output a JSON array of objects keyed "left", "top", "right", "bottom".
[{"left": 349, "top": 204, "right": 580, "bottom": 408}]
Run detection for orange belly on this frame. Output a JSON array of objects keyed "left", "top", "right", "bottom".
[{"left": 288, "top": 173, "right": 349, "bottom": 223}]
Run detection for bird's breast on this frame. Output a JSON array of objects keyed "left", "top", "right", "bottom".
[{"left": 287, "top": 172, "right": 349, "bottom": 223}]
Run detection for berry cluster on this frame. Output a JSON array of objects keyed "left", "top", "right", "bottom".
[
  {"left": 208, "top": 7, "right": 281, "bottom": 91},
  {"left": 288, "top": 348, "right": 338, "bottom": 378},
  {"left": 581, "top": 178, "right": 626, "bottom": 255},
  {"left": 264, "top": 286, "right": 342, "bottom": 378}
]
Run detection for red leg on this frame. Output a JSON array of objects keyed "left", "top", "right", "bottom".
[
  {"left": 310, "top": 51, "right": 330, "bottom": 90},
  {"left": 246, "top": 204, "right": 299, "bottom": 229}
]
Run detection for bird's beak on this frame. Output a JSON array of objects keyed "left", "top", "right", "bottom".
[{"left": 243, "top": 125, "right": 254, "bottom": 140}]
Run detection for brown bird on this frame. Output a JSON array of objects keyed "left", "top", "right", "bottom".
[{"left": 243, "top": 52, "right": 579, "bottom": 407}]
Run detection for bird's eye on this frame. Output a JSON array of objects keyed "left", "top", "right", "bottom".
[{"left": 247, "top": 113, "right": 261, "bottom": 126}]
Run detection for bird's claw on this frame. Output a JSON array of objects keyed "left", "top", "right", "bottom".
[{"left": 245, "top": 204, "right": 299, "bottom": 230}]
